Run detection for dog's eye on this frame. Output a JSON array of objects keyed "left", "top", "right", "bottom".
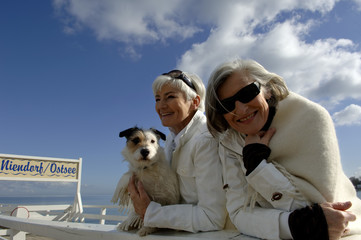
[
  {"left": 151, "top": 139, "right": 155, "bottom": 143},
  {"left": 132, "top": 137, "right": 140, "bottom": 145}
]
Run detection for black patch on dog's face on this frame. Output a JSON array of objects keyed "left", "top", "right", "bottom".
[
  {"left": 126, "top": 131, "right": 147, "bottom": 154},
  {"left": 131, "top": 137, "right": 140, "bottom": 145}
]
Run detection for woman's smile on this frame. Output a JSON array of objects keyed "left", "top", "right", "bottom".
[
  {"left": 160, "top": 112, "right": 173, "bottom": 119},
  {"left": 237, "top": 111, "right": 257, "bottom": 123}
]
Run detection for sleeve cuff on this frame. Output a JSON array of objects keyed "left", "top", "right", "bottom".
[
  {"left": 143, "top": 201, "right": 160, "bottom": 227},
  {"left": 279, "top": 212, "right": 292, "bottom": 239},
  {"left": 246, "top": 159, "right": 267, "bottom": 178}
]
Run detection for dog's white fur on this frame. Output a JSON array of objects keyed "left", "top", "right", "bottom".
[{"left": 111, "top": 127, "right": 180, "bottom": 236}]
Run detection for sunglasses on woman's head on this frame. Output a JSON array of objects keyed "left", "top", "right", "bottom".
[
  {"left": 162, "top": 70, "right": 196, "bottom": 92},
  {"left": 217, "top": 81, "right": 261, "bottom": 114}
]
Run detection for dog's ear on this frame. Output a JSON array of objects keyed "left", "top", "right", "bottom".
[
  {"left": 119, "top": 127, "right": 139, "bottom": 139},
  {"left": 151, "top": 128, "right": 166, "bottom": 141}
]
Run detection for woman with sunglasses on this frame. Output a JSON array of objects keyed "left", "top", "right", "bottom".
[
  {"left": 205, "top": 59, "right": 361, "bottom": 240},
  {"left": 127, "top": 70, "right": 228, "bottom": 232}
]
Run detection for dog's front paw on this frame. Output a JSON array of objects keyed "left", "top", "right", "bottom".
[{"left": 137, "top": 226, "right": 157, "bottom": 236}]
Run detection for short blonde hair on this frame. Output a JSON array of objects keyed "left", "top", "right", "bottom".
[
  {"left": 206, "top": 59, "right": 289, "bottom": 136},
  {"left": 152, "top": 71, "right": 206, "bottom": 112}
]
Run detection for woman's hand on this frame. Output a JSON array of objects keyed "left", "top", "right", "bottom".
[
  {"left": 245, "top": 127, "right": 276, "bottom": 146},
  {"left": 127, "top": 175, "right": 151, "bottom": 219},
  {"left": 321, "top": 201, "right": 356, "bottom": 240}
]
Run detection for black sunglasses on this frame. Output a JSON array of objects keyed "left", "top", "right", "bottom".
[
  {"left": 217, "top": 82, "right": 261, "bottom": 114},
  {"left": 162, "top": 70, "right": 196, "bottom": 92}
]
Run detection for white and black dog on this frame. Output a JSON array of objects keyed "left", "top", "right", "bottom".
[{"left": 111, "top": 127, "right": 180, "bottom": 236}]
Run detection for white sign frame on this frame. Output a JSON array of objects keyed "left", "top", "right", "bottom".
[{"left": 0, "top": 153, "right": 83, "bottom": 219}]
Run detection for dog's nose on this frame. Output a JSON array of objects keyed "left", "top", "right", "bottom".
[{"left": 140, "top": 149, "right": 150, "bottom": 158}]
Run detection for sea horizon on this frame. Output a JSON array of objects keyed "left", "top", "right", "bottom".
[{"left": 0, "top": 194, "right": 114, "bottom": 205}]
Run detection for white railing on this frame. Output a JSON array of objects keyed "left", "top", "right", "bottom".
[
  {"left": 77, "top": 204, "right": 128, "bottom": 224},
  {"left": 0, "top": 203, "right": 127, "bottom": 225},
  {"left": 0, "top": 202, "right": 128, "bottom": 240}
]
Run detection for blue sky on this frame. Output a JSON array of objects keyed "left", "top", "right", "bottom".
[{"left": 1, "top": 0, "right": 361, "bottom": 197}]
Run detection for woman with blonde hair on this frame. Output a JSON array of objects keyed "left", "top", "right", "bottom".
[{"left": 127, "top": 70, "right": 227, "bottom": 232}]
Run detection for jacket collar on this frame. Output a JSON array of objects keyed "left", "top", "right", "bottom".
[
  {"left": 219, "top": 128, "right": 245, "bottom": 155},
  {"left": 169, "top": 110, "right": 205, "bottom": 149}
]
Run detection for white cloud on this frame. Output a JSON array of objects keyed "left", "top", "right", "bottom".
[
  {"left": 122, "top": 46, "right": 142, "bottom": 61},
  {"left": 53, "top": 0, "right": 361, "bottom": 108},
  {"left": 52, "top": 0, "right": 338, "bottom": 44},
  {"left": 332, "top": 104, "right": 361, "bottom": 126},
  {"left": 351, "top": 0, "right": 361, "bottom": 10},
  {"left": 176, "top": 1, "right": 361, "bottom": 109},
  {"left": 53, "top": 0, "right": 201, "bottom": 44}
]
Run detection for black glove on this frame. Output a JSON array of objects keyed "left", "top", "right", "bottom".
[
  {"left": 288, "top": 203, "right": 329, "bottom": 240},
  {"left": 242, "top": 143, "right": 271, "bottom": 176}
]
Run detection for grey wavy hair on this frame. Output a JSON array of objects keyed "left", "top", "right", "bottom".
[
  {"left": 152, "top": 71, "right": 206, "bottom": 112},
  {"left": 205, "top": 59, "right": 289, "bottom": 137}
]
